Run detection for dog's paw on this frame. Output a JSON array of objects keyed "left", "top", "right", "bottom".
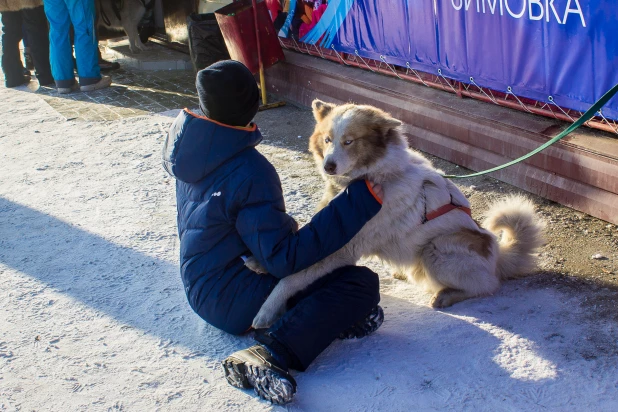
[
  {"left": 244, "top": 256, "right": 268, "bottom": 274},
  {"left": 430, "top": 291, "right": 450, "bottom": 308},
  {"left": 252, "top": 295, "right": 287, "bottom": 328},
  {"left": 252, "top": 308, "right": 279, "bottom": 329},
  {"left": 129, "top": 48, "right": 141, "bottom": 54},
  {"left": 392, "top": 270, "right": 408, "bottom": 281},
  {"left": 430, "top": 288, "right": 467, "bottom": 308}
]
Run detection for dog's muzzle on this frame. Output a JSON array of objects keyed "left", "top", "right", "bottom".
[{"left": 323, "top": 160, "right": 337, "bottom": 175}]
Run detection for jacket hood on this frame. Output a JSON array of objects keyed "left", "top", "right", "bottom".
[{"left": 162, "top": 109, "right": 262, "bottom": 183}]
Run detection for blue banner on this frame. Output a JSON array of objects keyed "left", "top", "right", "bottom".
[{"left": 273, "top": 0, "right": 618, "bottom": 120}]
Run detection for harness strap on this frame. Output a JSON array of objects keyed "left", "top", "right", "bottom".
[
  {"left": 421, "top": 188, "right": 471, "bottom": 224},
  {"left": 425, "top": 203, "right": 471, "bottom": 222}
]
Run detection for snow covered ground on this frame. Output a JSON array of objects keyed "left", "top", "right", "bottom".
[{"left": 1, "top": 83, "right": 617, "bottom": 411}]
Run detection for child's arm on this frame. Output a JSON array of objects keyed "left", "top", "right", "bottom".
[{"left": 236, "top": 176, "right": 381, "bottom": 279}]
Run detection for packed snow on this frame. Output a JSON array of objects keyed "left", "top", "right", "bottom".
[{"left": 1, "top": 85, "right": 617, "bottom": 411}]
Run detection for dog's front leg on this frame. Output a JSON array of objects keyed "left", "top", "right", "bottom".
[
  {"left": 124, "top": 25, "right": 140, "bottom": 53},
  {"left": 251, "top": 272, "right": 311, "bottom": 329},
  {"left": 122, "top": 14, "right": 146, "bottom": 53},
  {"left": 315, "top": 181, "right": 339, "bottom": 212},
  {"left": 252, "top": 247, "right": 357, "bottom": 329}
]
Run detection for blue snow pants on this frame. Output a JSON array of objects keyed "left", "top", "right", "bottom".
[
  {"left": 264, "top": 266, "right": 380, "bottom": 370},
  {"left": 200, "top": 265, "right": 381, "bottom": 371},
  {"left": 43, "top": 0, "right": 100, "bottom": 87}
]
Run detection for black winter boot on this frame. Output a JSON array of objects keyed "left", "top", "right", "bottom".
[
  {"left": 222, "top": 345, "right": 297, "bottom": 404},
  {"left": 339, "top": 305, "right": 384, "bottom": 339}
]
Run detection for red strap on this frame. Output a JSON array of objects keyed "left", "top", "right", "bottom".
[
  {"left": 365, "top": 179, "right": 383, "bottom": 205},
  {"left": 425, "top": 203, "right": 471, "bottom": 222}
]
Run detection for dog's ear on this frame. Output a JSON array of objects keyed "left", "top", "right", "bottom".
[
  {"left": 312, "top": 100, "right": 335, "bottom": 121},
  {"left": 376, "top": 115, "right": 402, "bottom": 136},
  {"left": 381, "top": 116, "right": 402, "bottom": 130}
]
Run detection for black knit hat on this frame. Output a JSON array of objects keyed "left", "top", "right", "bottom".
[{"left": 196, "top": 60, "right": 259, "bottom": 127}]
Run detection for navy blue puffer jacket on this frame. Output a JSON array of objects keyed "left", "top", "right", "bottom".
[{"left": 162, "top": 109, "right": 381, "bottom": 333}]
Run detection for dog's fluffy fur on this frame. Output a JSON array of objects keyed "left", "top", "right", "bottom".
[
  {"left": 96, "top": 0, "right": 149, "bottom": 53},
  {"left": 248, "top": 101, "right": 545, "bottom": 329}
]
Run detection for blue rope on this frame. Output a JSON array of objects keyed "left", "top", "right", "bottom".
[{"left": 443, "top": 83, "right": 618, "bottom": 178}]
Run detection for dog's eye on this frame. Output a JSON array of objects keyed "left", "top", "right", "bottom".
[
  {"left": 324, "top": 137, "right": 332, "bottom": 144},
  {"left": 344, "top": 140, "right": 353, "bottom": 146}
]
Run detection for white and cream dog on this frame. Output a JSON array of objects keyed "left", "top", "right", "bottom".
[{"left": 248, "top": 100, "right": 544, "bottom": 329}]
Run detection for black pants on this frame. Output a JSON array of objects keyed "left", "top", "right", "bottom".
[
  {"left": 1, "top": 6, "right": 53, "bottom": 87},
  {"left": 256, "top": 266, "right": 381, "bottom": 371}
]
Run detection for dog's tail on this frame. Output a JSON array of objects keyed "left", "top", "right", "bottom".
[{"left": 483, "top": 195, "right": 545, "bottom": 280}]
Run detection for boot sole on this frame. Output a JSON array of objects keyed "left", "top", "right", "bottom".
[
  {"left": 339, "top": 305, "right": 384, "bottom": 339},
  {"left": 57, "top": 83, "right": 80, "bottom": 94},
  {"left": 80, "top": 78, "right": 112, "bottom": 92},
  {"left": 222, "top": 357, "right": 251, "bottom": 389},
  {"left": 222, "top": 358, "right": 295, "bottom": 404}
]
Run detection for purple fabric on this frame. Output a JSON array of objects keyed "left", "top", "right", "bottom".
[{"left": 328, "top": 0, "right": 618, "bottom": 120}]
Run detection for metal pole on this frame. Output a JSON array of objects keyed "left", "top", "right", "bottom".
[{"left": 251, "top": 0, "right": 268, "bottom": 105}]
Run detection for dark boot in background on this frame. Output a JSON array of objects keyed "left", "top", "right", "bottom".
[{"left": 99, "top": 56, "right": 120, "bottom": 72}]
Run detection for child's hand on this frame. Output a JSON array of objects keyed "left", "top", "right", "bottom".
[{"left": 368, "top": 181, "right": 383, "bottom": 202}]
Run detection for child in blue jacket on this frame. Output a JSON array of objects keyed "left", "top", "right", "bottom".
[{"left": 162, "top": 60, "right": 384, "bottom": 404}]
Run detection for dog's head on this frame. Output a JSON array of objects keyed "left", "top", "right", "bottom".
[{"left": 308, "top": 100, "right": 404, "bottom": 179}]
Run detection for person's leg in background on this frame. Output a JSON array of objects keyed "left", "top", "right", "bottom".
[
  {"left": 64, "top": 0, "right": 110, "bottom": 91},
  {"left": 43, "top": 0, "right": 76, "bottom": 91},
  {"left": 22, "top": 25, "right": 33, "bottom": 70},
  {"left": 94, "top": 4, "right": 119, "bottom": 72},
  {"left": 1, "top": 10, "right": 30, "bottom": 87},
  {"left": 21, "top": 6, "right": 54, "bottom": 86}
]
